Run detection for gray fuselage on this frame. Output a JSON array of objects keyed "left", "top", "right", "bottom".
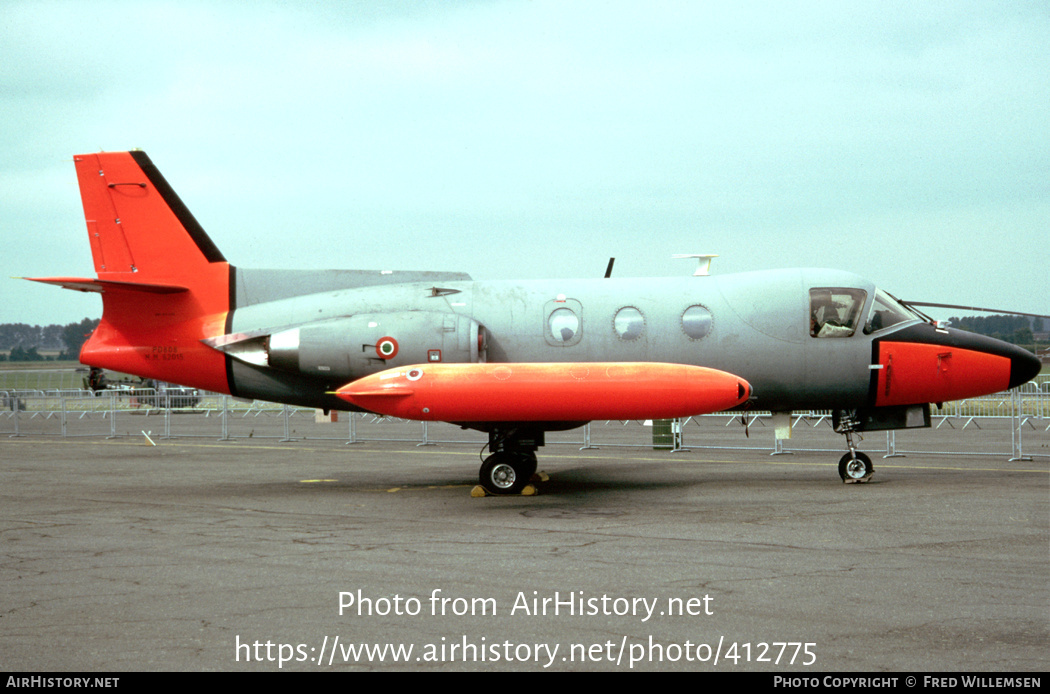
[{"left": 225, "top": 267, "right": 882, "bottom": 413}]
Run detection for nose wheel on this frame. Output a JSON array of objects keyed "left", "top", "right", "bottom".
[
  {"left": 834, "top": 409, "right": 875, "bottom": 484},
  {"left": 838, "top": 451, "right": 873, "bottom": 483}
]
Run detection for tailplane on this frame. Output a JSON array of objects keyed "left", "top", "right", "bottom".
[{"left": 25, "top": 151, "right": 233, "bottom": 393}]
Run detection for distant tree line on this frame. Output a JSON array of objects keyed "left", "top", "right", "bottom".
[
  {"left": 0, "top": 318, "right": 100, "bottom": 361},
  {"left": 950, "top": 314, "right": 1046, "bottom": 350}
]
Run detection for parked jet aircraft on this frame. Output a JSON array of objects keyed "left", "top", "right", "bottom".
[{"left": 26, "top": 151, "right": 1042, "bottom": 494}]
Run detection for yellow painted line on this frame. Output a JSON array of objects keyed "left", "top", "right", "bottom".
[
  {"left": 295, "top": 477, "right": 474, "bottom": 491},
  {"left": 376, "top": 484, "right": 475, "bottom": 492}
]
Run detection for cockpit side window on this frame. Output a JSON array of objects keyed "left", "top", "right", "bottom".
[
  {"left": 810, "top": 288, "right": 867, "bottom": 338},
  {"left": 863, "top": 289, "right": 921, "bottom": 334}
]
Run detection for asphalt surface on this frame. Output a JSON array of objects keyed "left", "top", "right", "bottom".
[{"left": 1, "top": 420, "right": 1047, "bottom": 672}]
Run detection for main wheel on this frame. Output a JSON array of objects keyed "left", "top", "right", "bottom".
[
  {"left": 479, "top": 453, "right": 532, "bottom": 495},
  {"left": 838, "top": 451, "right": 873, "bottom": 483},
  {"left": 519, "top": 452, "right": 538, "bottom": 482}
]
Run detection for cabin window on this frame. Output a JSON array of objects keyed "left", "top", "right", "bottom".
[
  {"left": 548, "top": 307, "right": 579, "bottom": 343},
  {"left": 681, "top": 305, "right": 713, "bottom": 340},
  {"left": 810, "top": 288, "right": 867, "bottom": 338},
  {"left": 613, "top": 307, "right": 645, "bottom": 341}
]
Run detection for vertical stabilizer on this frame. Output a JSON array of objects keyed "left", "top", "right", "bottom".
[
  {"left": 72, "top": 151, "right": 233, "bottom": 393},
  {"left": 75, "top": 151, "right": 226, "bottom": 279}
]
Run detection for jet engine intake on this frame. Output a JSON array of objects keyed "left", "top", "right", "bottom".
[{"left": 205, "top": 311, "right": 485, "bottom": 380}]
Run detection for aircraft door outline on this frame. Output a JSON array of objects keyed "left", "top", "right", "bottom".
[
  {"left": 544, "top": 297, "right": 583, "bottom": 347},
  {"left": 803, "top": 286, "right": 873, "bottom": 405}
]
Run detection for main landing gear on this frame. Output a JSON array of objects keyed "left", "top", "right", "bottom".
[
  {"left": 476, "top": 428, "right": 543, "bottom": 495},
  {"left": 834, "top": 410, "right": 874, "bottom": 484}
]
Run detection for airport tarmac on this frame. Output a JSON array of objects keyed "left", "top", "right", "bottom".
[{"left": 1, "top": 423, "right": 1047, "bottom": 672}]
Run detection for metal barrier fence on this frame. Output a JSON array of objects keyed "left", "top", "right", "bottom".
[
  {"left": 3, "top": 375, "right": 1047, "bottom": 461},
  {"left": 0, "top": 369, "right": 86, "bottom": 392}
]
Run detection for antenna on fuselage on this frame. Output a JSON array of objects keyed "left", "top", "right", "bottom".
[
  {"left": 673, "top": 253, "right": 718, "bottom": 276},
  {"left": 604, "top": 258, "right": 615, "bottom": 278}
]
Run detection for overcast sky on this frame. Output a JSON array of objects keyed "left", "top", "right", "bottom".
[{"left": 2, "top": 0, "right": 1048, "bottom": 326}]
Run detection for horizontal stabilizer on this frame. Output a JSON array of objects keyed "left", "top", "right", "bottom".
[{"left": 22, "top": 276, "right": 188, "bottom": 294}]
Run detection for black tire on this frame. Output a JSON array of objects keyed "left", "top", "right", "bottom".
[
  {"left": 479, "top": 453, "right": 532, "bottom": 495},
  {"left": 519, "top": 452, "right": 538, "bottom": 482},
  {"left": 838, "top": 451, "right": 874, "bottom": 483}
]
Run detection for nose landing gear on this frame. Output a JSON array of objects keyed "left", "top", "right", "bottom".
[{"left": 834, "top": 410, "right": 874, "bottom": 484}]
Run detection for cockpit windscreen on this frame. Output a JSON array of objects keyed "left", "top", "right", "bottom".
[{"left": 863, "top": 289, "right": 922, "bottom": 334}]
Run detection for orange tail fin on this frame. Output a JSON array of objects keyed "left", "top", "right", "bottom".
[{"left": 31, "top": 151, "right": 233, "bottom": 393}]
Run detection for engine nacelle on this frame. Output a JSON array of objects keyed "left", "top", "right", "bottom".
[{"left": 205, "top": 311, "right": 485, "bottom": 381}]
